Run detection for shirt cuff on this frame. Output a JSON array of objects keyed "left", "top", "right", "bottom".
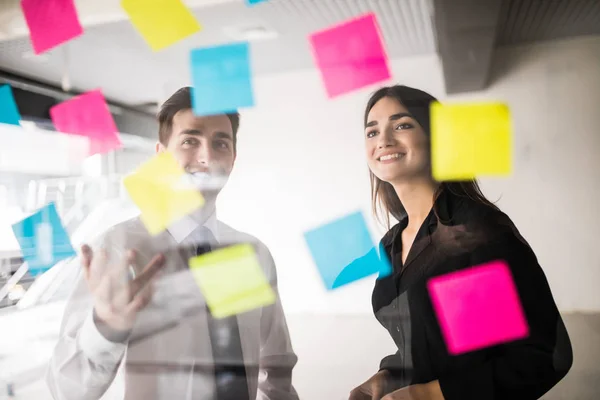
[{"left": 78, "top": 311, "right": 128, "bottom": 363}]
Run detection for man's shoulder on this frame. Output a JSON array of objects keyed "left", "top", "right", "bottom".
[
  {"left": 216, "top": 220, "right": 264, "bottom": 247},
  {"left": 216, "top": 220, "right": 277, "bottom": 273}
]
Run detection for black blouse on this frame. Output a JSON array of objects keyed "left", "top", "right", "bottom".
[{"left": 371, "top": 190, "right": 573, "bottom": 400}]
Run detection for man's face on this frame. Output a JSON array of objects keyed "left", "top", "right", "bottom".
[{"left": 157, "top": 109, "right": 236, "bottom": 193}]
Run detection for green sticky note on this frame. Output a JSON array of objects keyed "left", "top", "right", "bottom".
[
  {"left": 431, "top": 102, "right": 512, "bottom": 181},
  {"left": 123, "top": 152, "right": 205, "bottom": 235},
  {"left": 121, "top": 0, "right": 201, "bottom": 51},
  {"left": 190, "top": 244, "right": 276, "bottom": 318}
]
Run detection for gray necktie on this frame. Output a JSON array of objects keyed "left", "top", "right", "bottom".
[{"left": 195, "top": 228, "right": 250, "bottom": 400}]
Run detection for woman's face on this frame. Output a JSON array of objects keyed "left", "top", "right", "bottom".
[{"left": 365, "top": 96, "right": 430, "bottom": 184}]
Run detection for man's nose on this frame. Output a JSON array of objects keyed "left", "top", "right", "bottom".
[{"left": 195, "top": 145, "right": 214, "bottom": 166}]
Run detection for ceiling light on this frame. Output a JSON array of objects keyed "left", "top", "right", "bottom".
[{"left": 223, "top": 25, "right": 278, "bottom": 42}]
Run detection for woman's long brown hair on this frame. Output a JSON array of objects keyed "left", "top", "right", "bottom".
[{"left": 365, "top": 85, "right": 499, "bottom": 228}]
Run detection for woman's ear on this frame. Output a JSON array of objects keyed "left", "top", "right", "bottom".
[{"left": 155, "top": 141, "right": 166, "bottom": 154}]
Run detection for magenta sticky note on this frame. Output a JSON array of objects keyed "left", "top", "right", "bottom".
[
  {"left": 50, "top": 90, "right": 122, "bottom": 156},
  {"left": 309, "top": 13, "right": 391, "bottom": 98},
  {"left": 427, "top": 260, "right": 529, "bottom": 355},
  {"left": 21, "top": 0, "right": 83, "bottom": 55}
]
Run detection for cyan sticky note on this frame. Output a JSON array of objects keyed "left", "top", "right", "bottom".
[
  {"left": 427, "top": 260, "right": 529, "bottom": 355},
  {"left": 50, "top": 89, "right": 122, "bottom": 156},
  {"left": 0, "top": 85, "right": 21, "bottom": 126},
  {"left": 309, "top": 13, "right": 391, "bottom": 98},
  {"left": 21, "top": 0, "right": 83, "bottom": 54},
  {"left": 190, "top": 42, "right": 255, "bottom": 116},
  {"left": 430, "top": 102, "right": 512, "bottom": 180},
  {"left": 246, "top": 0, "right": 268, "bottom": 5},
  {"left": 12, "top": 203, "right": 76, "bottom": 276},
  {"left": 304, "top": 211, "right": 391, "bottom": 290}
]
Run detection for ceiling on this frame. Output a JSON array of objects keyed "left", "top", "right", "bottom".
[
  {"left": 496, "top": 0, "right": 600, "bottom": 46},
  {"left": 0, "top": 0, "right": 435, "bottom": 107},
  {"left": 0, "top": 0, "right": 598, "bottom": 107}
]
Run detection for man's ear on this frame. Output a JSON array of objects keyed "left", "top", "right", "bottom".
[{"left": 156, "top": 141, "right": 166, "bottom": 154}]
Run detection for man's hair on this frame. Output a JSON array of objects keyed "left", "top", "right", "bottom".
[{"left": 157, "top": 86, "right": 240, "bottom": 149}]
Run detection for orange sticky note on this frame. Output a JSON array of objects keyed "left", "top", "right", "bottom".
[
  {"left": 123, "top": 152, "right": 204, "bottom": 235},
  {"left": 431, "top": 102, "right": 512, "bottom": 180}
]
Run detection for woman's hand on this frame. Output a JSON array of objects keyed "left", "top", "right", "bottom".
[
  {"left": 381, "top": 380, "right": 444, "bottom": 400},
  {"left": 349, "top": 370, "right": 390, "bottom": 400}
]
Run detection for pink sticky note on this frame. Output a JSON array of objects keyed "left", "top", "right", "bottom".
[
  {"left": 50, "top": 90, "right": 122, "bottom": 156},
  {"left": 427, "top": 260, "right": 529, "bottom": 355},
  {"left": 309, "top": 13, "right": 391, "bottom": 98},
  {"left": 21, "top": 0, "right": 83, "bottom": 55}
]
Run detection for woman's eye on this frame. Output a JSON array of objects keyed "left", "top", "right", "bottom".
[
  {"left": 366, "top": 131, "right": 377, "bottom": 138},
  {"left": 395, "top": 123, "right": 413, "bottom": 130}
]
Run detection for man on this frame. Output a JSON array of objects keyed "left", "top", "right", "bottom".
[{"left": 47, "top": 87, "right": 299, "bottom": 400}]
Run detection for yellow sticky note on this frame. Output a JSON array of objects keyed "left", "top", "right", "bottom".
[
  {"left": 123, "top": 152, "right": 204, "bottom": 235},
  {"left": 190, "top": 244, "right": 276, "bottom": 318},
  {"left": 431, "top": 102, "right": 512, "bottom": 181},
  {"left": 121, "top": 0, "right": 202, "bottom": 51}
]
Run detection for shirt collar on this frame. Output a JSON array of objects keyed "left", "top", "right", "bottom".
[
  {"left": 167, "top": 207, "right": 219, "bottom": 244},
  {"left": 396, "top": 188, "right": 451, "bottom": 237}
]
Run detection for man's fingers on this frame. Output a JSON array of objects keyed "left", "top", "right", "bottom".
[
  {"left": 108, "top": 249, "right": 136, "bottom": 283},
  {"left": 372, "top": 384, "right": 384, "bottom": 400},
  {"left": 348, "top": 387, "right": 369, "bottom": 400},
  {"left": 88, "top": 248, "right": 109, "bottom": 284},
  {"left": 81, "top": 245, "right": 93, "bottom": 281},
  {"left": 125, "top": 281, "right": 154, "bottom": 314},
  {"left": 129, "top": 254, "right": 165, "bottom": 296}
]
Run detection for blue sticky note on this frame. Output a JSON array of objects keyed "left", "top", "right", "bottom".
[
  {"left": 190, "top": 42, "right": 255, "bottom": 116},
  {"left": 304, "top": 211, "right": 391, "bottom": 290},
  {"left": 0, "top": 85, "right": 21, "bottom": 126},
  {"left": 246, "top": 0, "right": 268, "bottom": 5},
  {"left": 11, "top": 203, "right": 76, "bottom": 275}
]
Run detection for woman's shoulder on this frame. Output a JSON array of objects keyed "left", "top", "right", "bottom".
[{"left": 452, "top": 196, "right": 530, "bottom": 248}]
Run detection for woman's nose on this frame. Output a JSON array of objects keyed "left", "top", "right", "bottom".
[{"left": 377, "top": 129, "right": 395, "bottom": 148}]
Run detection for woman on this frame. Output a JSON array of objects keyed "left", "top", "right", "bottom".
[{"left": 348, "top": 85, "right": 572, "bottom": 400}]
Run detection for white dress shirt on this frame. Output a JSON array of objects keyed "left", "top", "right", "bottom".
[{"left": 46, "top": 208, "right": 299, "bottom": 400}]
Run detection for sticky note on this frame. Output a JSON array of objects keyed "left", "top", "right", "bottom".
[
  {"left": 246, "top": 0, "right": 268, "bottom": 5},
  {"left": 21, "top": 0, "right": 83, "bottom": 54},
  {"left": 11, "top": 203, "right": 76, "bottom": 276},
  {"left": 309, "top": 13, "right": 391, "bottom": 98},
  {"left": 430, "top": 102, "right": 512, "bottom": 180},
  {"left": 304, "top": 211, "right": 391, "bottom": 290},
  {"left": 0, "top": 85, "right": 21, "bottom": 126},
  {"left": 427, "top": 260, "right": 529, "bottom": 355},
  {"left": 50, "top": 89, "right": 122, "bottom": 156},
  {"left": 190, "top": 42, "right": 255, "bottom": 116},
  {"left": 123, "top": 152, "right": 205, "bottom": 235},
  {"left": 190, "top": 244, "right": 275, "bottom": 318},
  {"left": 121, "top": 0, "right": 201, "bottom": 51}
]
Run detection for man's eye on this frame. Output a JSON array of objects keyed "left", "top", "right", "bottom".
[{"left": 215, "top": 141, "right": 229, "bottom": 149}]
